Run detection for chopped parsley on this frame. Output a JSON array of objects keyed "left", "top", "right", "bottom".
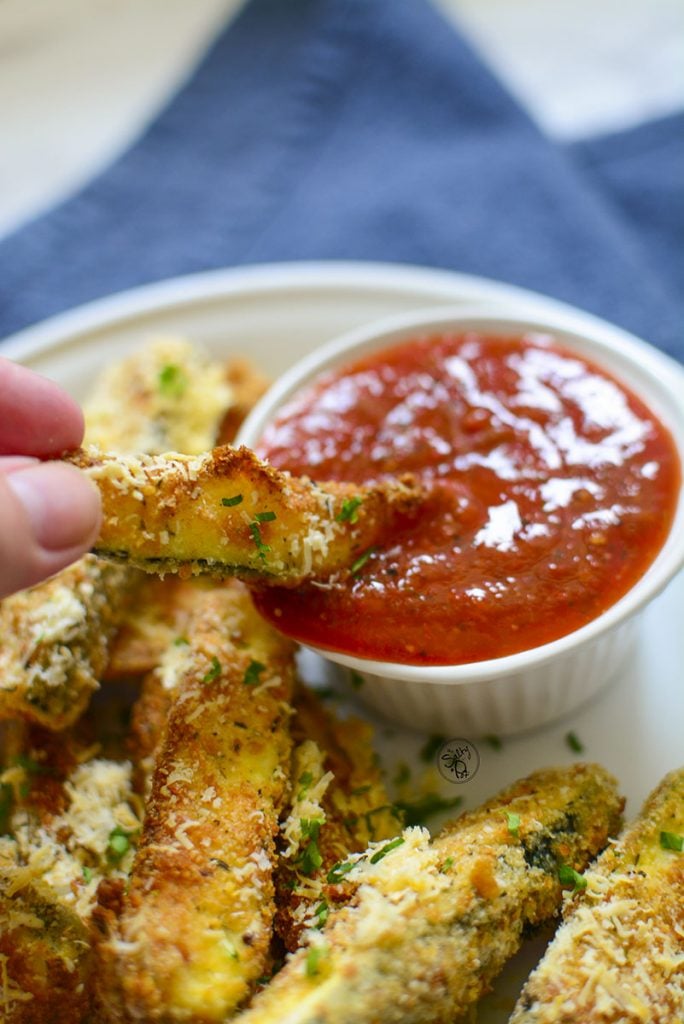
[
  {"left": 243, "top": 660, "right": 265, "bottom": 687},
  {"left": 327, "top": 859, "right": 355, "bottom": 884},
  {"left": 349, "top": 670, "right": 364, "bottom": 690},
  {"left": 419, "top": 734, "right": 446, "bottom": 763},
  {"left": 298, "top": 770, "right": 314, "bottom": 798},
  {"left": 505, "top": 811, "right": 521, "bottom": 838},
  {"left": 82, "top": 866, "right": 94, "bottom": 884},
  {"left": 13, "top": 754, "right": 46, "bottom": 799},
  {"left": 483, "top": 734, "right": 503, "bottom": 751},
  {"left": 107, "top": 826, "right": 134, "bottom": 862},
  {"left": 336, "top": 497, "right": 362, "bottom": 524},
  {"left": 369, "top": 836, "right": 405, "bottom": 864},
  {"left": 254, "top": 510, "right": 276, "bottom": 523},
  {"left": 313, "top": 899, "right": 329, "bottom": 928},
  {"left": 565, "top": 731, "right": 584, "bottom": 754},
  {"left": 558, "top": 864, "right": 587, "bottom": 892},
  {"left": 350, "top": 546, "right": 377, "bottom": 575},
  {"left": 439, "top": 856, "right": 454, "bottom": 873},
  {"left": 660, "top": 831, "right": 684, "bottom": 852},
  {"left": 394, "top": 792, "right": 462, "bottom": 828},
  {"left": 249, "top": 521, "right": 270, "bottom": 560},
  {"left": 305, "top": 945, "right": 327, "bottom": 977},
  {"left": 350, "top": 784, "right": 372, "bottom": 797},
  {"left": 202, "top": 656, "right": 221, "bottom": 684},
  {"left": 221, "top": 494, "right": 243, "bottom": 508},
  {"left": 297, "top": 819, "right": 324, "bottom": 876},
  {"left": 158, "top": 363, "right": 187, "bottom": 398},
  {"left": 173, "top": 635, "right": 189, "bottom": 646}
]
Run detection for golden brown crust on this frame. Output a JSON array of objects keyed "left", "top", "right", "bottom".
[
  {"left": 66, "top": 446, "right": 422, "bottom": 586},
  {"left": 0, "top": 557, "right": 137, "bottom": 730},
  {"left": 275, "top": 687, "right": 399, "bottom": 952},
  {"left": 237, "top": 764, "right": 623, "bottom": 1024},
  {"left": 510, "top": 768, "right": 684, "bottom": 1024},
  {"left": 106, "top": 577, "right": 200, "bottom": 680},
  {"left": 95, "top": 583, "right": 296, "bottom": 1022}
]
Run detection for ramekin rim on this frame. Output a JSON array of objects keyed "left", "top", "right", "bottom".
[{"left": 238, "top": 304, "right": 684, "bottom": 684}]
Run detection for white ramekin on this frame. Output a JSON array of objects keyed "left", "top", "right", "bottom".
[{"left": 238, "top": 306, "right": 684, "bottom": 736}]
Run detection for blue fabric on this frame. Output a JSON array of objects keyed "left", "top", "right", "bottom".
[{"left": 0, "top": 0, "right": 681, "bottom": 360}]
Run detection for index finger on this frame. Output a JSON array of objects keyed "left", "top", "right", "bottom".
[{"left": 0, "top": 358, "right": 85, "bottom": 456}]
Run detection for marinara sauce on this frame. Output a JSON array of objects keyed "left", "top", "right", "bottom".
[{"left": 254, "top": 333, "right": 680, "bottom": 665}]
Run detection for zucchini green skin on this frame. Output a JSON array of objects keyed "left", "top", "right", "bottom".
[
  {"left": 510, "top": 767, "right": 684, "bottom": 1024},
  {"left": 236, "top": 764, "right": 623, "bottom": 1024}
]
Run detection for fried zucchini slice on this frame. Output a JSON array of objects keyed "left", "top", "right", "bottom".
[
  {"left": 106, "top": 576, "right": 200, "bottom": 680},
  {"left": 275, "top": 688, "right": 400, "bottom": 951},
  {"left": 0, "top": 724, "right": 142, "bottom": 1023},
  {"left": 96, "top": 582, "right": 296, "bottom": 1022},
  {"left": 236, "top": 764, "right": 622, "bottom": 1024},
  {"left": 510, "top": 767, "right": 684, "bottom": 1024},
  {"left": 66, "top": 446, "right": 422, "bottom": 585},
  {"left": 84, "top": 336, "right": 233, "bottom": 456},
  {"left": 0, "top": 557, "right": 136, "bottom": 729}
]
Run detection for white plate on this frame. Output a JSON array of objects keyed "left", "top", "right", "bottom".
[{"left": 4, "top": 261, "right": 683, "bottom": 1020}]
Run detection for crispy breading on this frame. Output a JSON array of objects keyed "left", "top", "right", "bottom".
[
  {"left": 0, "top": 725, "right": 142, "bottom": 1023},
  {"left": 106, "top": 577, "right": 200, "bottom": 680},
  {"left": 123, "top": 580, "right": 219, "bottom": 792},
  {"left": 66, "top": 446, "right": 421, "bottom": 586},
  {"left": 0, "top": 557, "right": 137, "bottom": 729},
  {"left": 95, "top": 583, "right": 296, "bottom": 1022},
  {"left": 275, "top": 688, "right": 400, "bottom": 951},
  {"left": 83, "top": 336, "right": 234, "bottom": 456},
  {"left": 509, "top": 767, "right": 684, "bottom": 1024},
  {"left": 0, "top": 878, "right": 94, "bottom": 1024},
  {"left": 236, "top": 764, "right": 623, "bottom": 1024}
]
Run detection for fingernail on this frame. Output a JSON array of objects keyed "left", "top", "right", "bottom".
[{"left": 7, "top": 462, "right": 101, "bottom": 551}]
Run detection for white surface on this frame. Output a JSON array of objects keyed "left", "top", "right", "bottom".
[
  {"left": 4, "top": 261, "right": 683, "bottom": 1020},
  {"left": 0, "top": 0, "right": 682, "bottom": 237}
]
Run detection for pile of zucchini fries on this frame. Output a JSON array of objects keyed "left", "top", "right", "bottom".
[{"left": 0, "top": 339, "right": 681, "bottom": 1024}]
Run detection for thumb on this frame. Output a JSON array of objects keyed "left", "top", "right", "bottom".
[{"left": 0, "top": 462, "right": 102, "bottom": 598}]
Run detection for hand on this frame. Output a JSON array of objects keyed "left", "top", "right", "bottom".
[{"left": 0, "top": 358, "right": 101, "bottom": 599}]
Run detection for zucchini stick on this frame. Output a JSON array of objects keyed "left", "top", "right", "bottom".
[
  {"left": 96, "top": 583, "right": 296, "bottom": 1022},
  {"left": 237, "top": 764, "right": 623, "bottom": 1024},
  {"left": 65, "top": 446, "right": 422, "bottom": 585},
  {"left": 0, "top": 557, "right": 136, "bottom": 729},
  {"left": 0, "top": 724, "right": 142, "bottom": 1023},
  {"left": 510, "top": 767, "right": 684, "bottom": 1024},
  {"left": 83, "top": 336, "right": 233, "bottom": 456},
  {"left": 276, "top": 688, "right": 400, "bottom": 952}
]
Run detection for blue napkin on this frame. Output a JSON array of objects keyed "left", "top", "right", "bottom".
[{"left": 0, "top": 0, "right": 681, "bottom": 359}]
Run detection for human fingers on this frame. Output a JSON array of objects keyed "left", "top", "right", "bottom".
[
  {"left": 0, "top": 358, "right": 85, "bottom": 456},
  {"left": 0, "top": 462, "right": 101, "bottom": 598}
]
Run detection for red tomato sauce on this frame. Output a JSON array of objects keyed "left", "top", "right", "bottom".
[{"left": 254, "top": 332, "right": 680, "bottom": 665}]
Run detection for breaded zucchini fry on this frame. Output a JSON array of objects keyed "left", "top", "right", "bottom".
[
  {"left": 276, "top": 689, "right": 400, "bottom": 951},
  {"left": 0, "top": 878, "right": 93, "bottom": 1024},
  {"left": 0, "top": 557, "right": 135, "bottom": 729},
  {"left": 510, "top": 767, "right": 684, "bottom": 1024},
  {"left": 84, "top": 336, "right": 233, "bottom": 456},
  {"left": 237, "top": 764, "right": 622, "bottom": 1024},
  {"left": 0, "top": 724, "right": 142, "bottom": 1023},
  {"left": 96, "top": 583, "right": 296, "bottom": 1022},
  {"left": 106, "top": 577, "right": 200, "bottom": 680},
  {"left": 67, "top": 446, "right": 422, "bottom": 585}
]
